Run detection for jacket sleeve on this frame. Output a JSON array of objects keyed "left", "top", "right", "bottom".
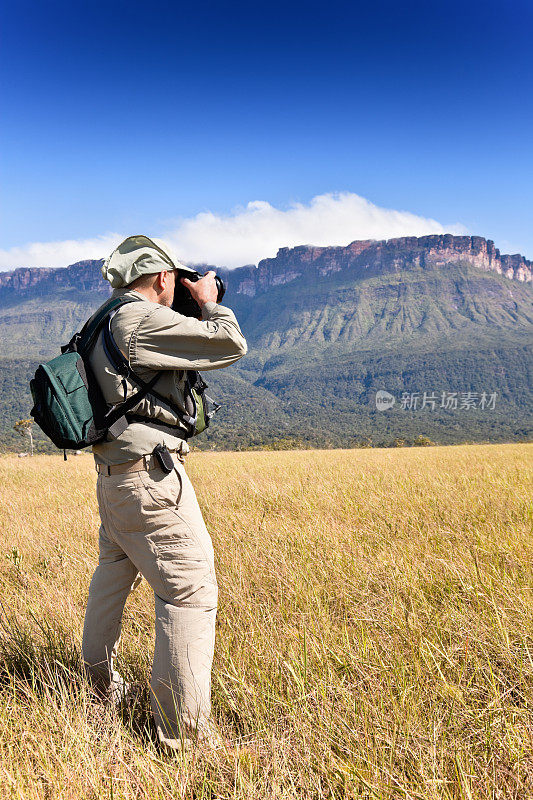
[{"left": 128, "top": 300, "right": 248, "bottom": 371}]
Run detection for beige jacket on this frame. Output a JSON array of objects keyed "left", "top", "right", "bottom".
[{"left": 89, "top": 288, "right": 247, "bottom": 465}]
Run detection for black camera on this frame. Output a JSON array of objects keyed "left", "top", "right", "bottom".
[{"left": 172, "top": 269, "right": 226, "bottom": 318}]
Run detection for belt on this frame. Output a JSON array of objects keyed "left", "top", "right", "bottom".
[{"left": 96, "top": 450, "right": 184, "bottom": 476}]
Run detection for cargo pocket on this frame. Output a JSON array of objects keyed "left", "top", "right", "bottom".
[{"left": 155, "top": 551, "right": 217, "bottom": 608}]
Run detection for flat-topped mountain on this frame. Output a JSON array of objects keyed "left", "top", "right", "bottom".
[
  {"left": 0, "top": 234, "right": 532, "bottom": 450},
  {"left": 0, "top": 259, "right": 107, "bottom": 295},
  {"left": 0, "top": 235, "right": 530, "bottom": 305},
  {"left": 229, "top": 235, "right": 532, "bottom": 297}
]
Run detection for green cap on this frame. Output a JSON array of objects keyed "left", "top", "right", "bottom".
[{"left": 101, "top": 234, "right": 196, "bottom": 288}]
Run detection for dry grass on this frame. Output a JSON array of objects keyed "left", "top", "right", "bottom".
[{"left": 0, "top": 443, "right": 532, "bottom": 799}]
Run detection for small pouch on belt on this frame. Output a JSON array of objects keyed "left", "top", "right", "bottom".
[{"left": 152, "top": 444, "right": 175, "bottom": 474}]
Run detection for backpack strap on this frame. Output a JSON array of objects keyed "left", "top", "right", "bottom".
[
  {"left": 102, "top": 308, "right": 197, "bottom": 437},
  {"left": 100, "top": 370, "right": 163, "bottom": 437},
  {"left": 61, "top": 295, "right": 140, "bottom": 355},
  {"left": 60, "top": 295, "right": 167, "bottom": 441}
]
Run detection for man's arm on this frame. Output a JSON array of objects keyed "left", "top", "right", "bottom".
[{"left": 129, "top": 300, "right": 248, "bottom": 372}]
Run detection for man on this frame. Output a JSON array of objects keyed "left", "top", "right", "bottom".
[{"left": 81, "top": 235, "right": 247, "bottom": 751}]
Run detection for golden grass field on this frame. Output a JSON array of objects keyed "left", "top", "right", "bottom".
[{"left": 0, "top": 443, "right": 532, "bottom": 799}]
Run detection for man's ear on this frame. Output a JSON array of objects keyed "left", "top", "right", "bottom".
[{"left": 156, "top": 270, "right": 169, "bottom": 291}]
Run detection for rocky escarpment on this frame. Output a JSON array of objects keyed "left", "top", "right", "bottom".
[
  {"left": 228, "top": 235, "right": 532, "bottom": 297},
  {"left": 0, "top": 235, "right": 531, "bottom": 303},
  {"left": 0, "top": 259, "right": 108, "bottom": 299}
]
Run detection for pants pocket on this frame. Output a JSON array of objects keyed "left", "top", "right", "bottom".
[
  {"left": 155, "top": 552, "right": 218, "bottom": 608},
  {"left": 139, "top": 468, "right": 182, "bottom": 510}
]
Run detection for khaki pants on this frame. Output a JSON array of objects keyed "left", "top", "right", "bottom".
[{"left": 82, "top": 455, "right": 218, "bottom": 749}]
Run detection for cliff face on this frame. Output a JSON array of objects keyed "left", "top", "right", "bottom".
[
  {"left": 228, "top": 235, "right": 532, "bottom": 297},
  {"left": 0, "top": 260, "right": 108, "bottom": 298},
  {"left": 0, "top": 235, "right": 531, "bottom": 303}
]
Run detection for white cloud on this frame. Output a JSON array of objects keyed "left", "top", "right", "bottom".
[
  {"left": 0, "top": 192, "right": 466, "bottom": 271},
  {"left": 0, "top": 233, "right": 122, "bottom": 270},
  {"left": 165, "top": 193, "right": 467, "bottom": 266}
]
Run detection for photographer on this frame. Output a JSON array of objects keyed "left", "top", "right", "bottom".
[{"left": 81, "top": 235, "right": 247, "bottom": 752}]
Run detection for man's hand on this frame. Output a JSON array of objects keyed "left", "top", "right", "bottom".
[{"left": 180, "top": 271, "right": 219, "bottom": 310}]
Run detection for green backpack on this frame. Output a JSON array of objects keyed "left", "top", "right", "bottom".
[{"left": 30, "top": 296, "right": 219, "bottom": 453}]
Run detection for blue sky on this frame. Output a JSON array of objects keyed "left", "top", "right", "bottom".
[{"left": 1, "top": 0, "right": 532, "bottom": 267}]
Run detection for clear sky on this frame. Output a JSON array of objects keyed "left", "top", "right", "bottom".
[{"left": 1, "top": 0, "right": 532, "bottom": 268}]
